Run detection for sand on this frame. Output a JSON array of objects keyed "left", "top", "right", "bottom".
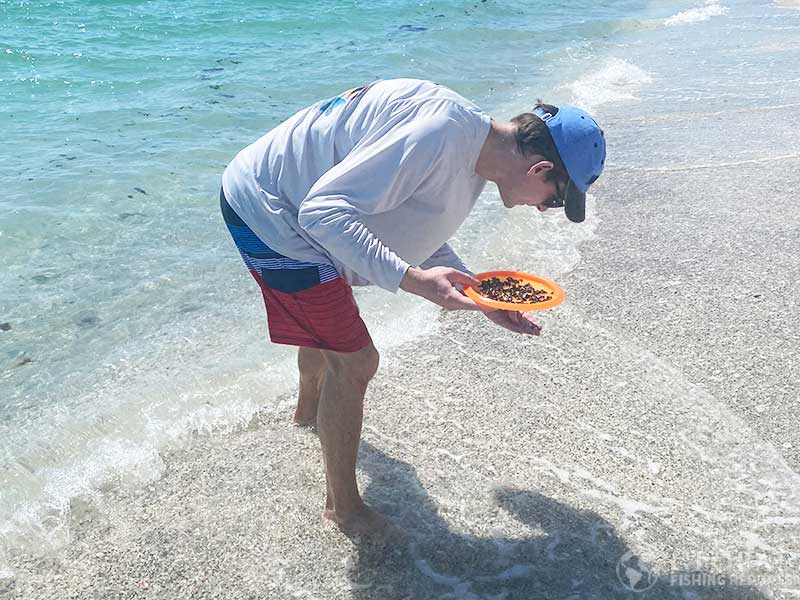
[{"left": 4, "top": 148, "right": 799, "bottom": 598}]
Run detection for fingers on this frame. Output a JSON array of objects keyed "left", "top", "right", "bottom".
[
  {"left": 446, "top": 291, "right": 485, "bottom": 311},
  {"left": 486, "top": 310, "right": 543, "bottom": 336},
  {"left": 520, "top": 313, "right": 542, "bottom": 336},
  {"left": 446, "top": 269, "right": 481, "bottom": 289}
]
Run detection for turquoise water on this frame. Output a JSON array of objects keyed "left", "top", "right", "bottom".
[{"left": 1, "top": 0, "right": 721, "bottom": 575}]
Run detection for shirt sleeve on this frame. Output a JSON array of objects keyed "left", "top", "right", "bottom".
[
  {"left": 297, "top": 114, "right": 460, "bottom": 292},
  {"left": 418, "top": 242, "right": 473, "bottom": 275}
]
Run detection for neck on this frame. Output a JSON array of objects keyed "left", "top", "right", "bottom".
[{"left": 475, "top": 119, "right": 522, "bottom": 183}]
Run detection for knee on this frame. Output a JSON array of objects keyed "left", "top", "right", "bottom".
[{"left": 325, "top": 344, "right": 379, "bottom": 389}]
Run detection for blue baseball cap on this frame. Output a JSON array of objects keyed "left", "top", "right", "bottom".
[{"left": 533, "top": 105, "right": 606, "bottom": 223}]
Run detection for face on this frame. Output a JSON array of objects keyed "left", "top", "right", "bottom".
[{"left": 498, "top": 160, "right": 565, "bottom": 212}]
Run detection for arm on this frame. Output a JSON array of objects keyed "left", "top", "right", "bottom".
[
  {"left": 297, "top": 119, "right": 446, "bottom": 292},
  {"left": 298, "top": 115, "right": 485, "bottom": 311}
]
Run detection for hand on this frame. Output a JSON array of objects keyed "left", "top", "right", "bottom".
[
  {"left": 399, "top": 266, "right": 484, "bottom": 311},
  {"left": 484, "top": 309, "right": 542, "bottom": 336}
]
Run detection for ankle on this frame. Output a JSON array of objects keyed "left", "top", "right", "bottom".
[{"left": 330, "top": 498, "right": 367, "bottom": 518}]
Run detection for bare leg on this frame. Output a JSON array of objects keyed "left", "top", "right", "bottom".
[
  {"left": 293, "top": 347, "right": 326, "bottom": 427},
  {"left": 317, "top": 343, "right": 398, "bottom": 538}
]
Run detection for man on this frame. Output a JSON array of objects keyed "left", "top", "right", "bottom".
[{"left": 221, "top": 78, "right": 605, "bottom": 537}]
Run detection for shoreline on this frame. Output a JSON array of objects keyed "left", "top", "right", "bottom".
[
  {"left": 4, "top": 1, "right": 800, "bottom": 598},
  {"left": 6, "top": 147, "right": 800, "bottom": 598}
]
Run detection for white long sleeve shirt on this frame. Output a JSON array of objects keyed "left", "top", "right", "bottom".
[{"left": 221, "top": 78, "right": 491, "bottom": 292}]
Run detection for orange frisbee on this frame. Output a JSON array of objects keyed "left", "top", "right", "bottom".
[{"left": 465, "top": 271, "right": 566, "bottom": 311}]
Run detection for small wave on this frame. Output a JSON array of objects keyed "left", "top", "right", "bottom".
[
  {"left": 665, "top": 1, "right": 729, "bottom": 26},
  {"left": 564, "top": 58, "right": 653, "bottom": 113}
]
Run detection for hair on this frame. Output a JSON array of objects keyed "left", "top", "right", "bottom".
[{"left": 510, "top": 100, "right": 566, "bottom": 181}]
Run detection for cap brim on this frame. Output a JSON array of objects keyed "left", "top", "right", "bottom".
[{"left": 564, "top": 180, "right": 585, "bottom": 223}]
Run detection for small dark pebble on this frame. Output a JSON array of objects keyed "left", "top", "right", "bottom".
[
  {"left": 15, "top": 355, "right": 33, "bottom": 367},
  {"left": 209, "top": 84, "right": 222, "bottom": 90},
  {"left": 0, "top": 323, "right": 11, "bottom": 331},
  {"left": 133, "top": 187, "right": 147, "bottom": 195},
  {"left": 753, "top": 294, "right": 761, "bottom": 298},
  {"left": 127, "top": 194, "right": 133, "bottom": 199}
]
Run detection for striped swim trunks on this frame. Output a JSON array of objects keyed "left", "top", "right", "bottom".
[{"left": 220, "top": 188, "right": 372, "bottom": 353}]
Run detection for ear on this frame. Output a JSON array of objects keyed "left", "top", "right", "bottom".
[{"left": 527, "top": 160, "right": 554, "bottom": 177}]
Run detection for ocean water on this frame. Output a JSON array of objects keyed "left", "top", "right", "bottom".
[{"left": 0, "top": 0, "right": 748, "bottom": 577}]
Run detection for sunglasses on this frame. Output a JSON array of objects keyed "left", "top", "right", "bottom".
[{"left": 543, "top": 177, "right": 570, "bottom": 210}]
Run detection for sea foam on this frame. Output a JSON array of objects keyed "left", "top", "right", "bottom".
[
  {"left": 564, "top": 58, "right": 653, "bottom": 113},
  {"left": 665, "top": 1, "right": 729, "bottom": 26}
]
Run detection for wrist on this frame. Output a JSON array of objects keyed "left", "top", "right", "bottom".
[{"left": 399, "top": 266, "right": 423, "bottom": 293}]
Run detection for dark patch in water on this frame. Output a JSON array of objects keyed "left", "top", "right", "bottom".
[
  {"left": 133, "top": 187, "right": 147, "bottom": 195},
  {"left": 399, "top": 24, "right": 428, "bottom": 32},
  {"left": 202, "top": 67, "right": 224, "bottom": 72},
  {"left": 0, "top": 322, "right": 11, "bottom": 332},
  {"left": 219, "top": 93, "right": 234, "bottom": 98},
  {"left": 118, "top": 212, "right": 147, "bottom": 221},
  {"left": 14, "top": 354, "right": 32, "bottom": 367},
  {"left": 77, "top": 313, "right": 100, "bottom": 328},
  {"left": 209, "top": 84, "right": 222, "bottom": 90},
  {"left": 31, "top": 274, "right": 55, "bottom": 284}
]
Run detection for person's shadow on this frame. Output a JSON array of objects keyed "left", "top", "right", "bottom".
[{"left": 346, "top": 442, "right": 770, "bottom": 600}]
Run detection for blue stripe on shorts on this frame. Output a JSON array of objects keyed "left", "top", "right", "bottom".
[{"left": 220, "top": 189, "right": 339, "bottom": 294}]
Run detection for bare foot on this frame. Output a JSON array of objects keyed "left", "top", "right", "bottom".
[
  {"left": 292, "top": 415, "right": 317, "bottom": 430},
  {"left": 322, "top": 505, "right": 406, "bottom": 542}
]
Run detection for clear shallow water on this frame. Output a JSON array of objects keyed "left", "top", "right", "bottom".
[{"left": 0, "top": 0, "right": 738, "bottom": 576}]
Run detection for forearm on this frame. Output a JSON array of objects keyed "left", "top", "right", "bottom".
[{"left": 298, "top": 201, "right": 410, "bottom": 292}]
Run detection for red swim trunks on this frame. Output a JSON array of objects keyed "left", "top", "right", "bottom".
[{"left": 221, "top": 189, "right": 372, "bottom": 353}]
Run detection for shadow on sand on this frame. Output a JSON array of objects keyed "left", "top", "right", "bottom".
[{"left": 346, "top": 442, "right": 769, "bottom": 600}]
